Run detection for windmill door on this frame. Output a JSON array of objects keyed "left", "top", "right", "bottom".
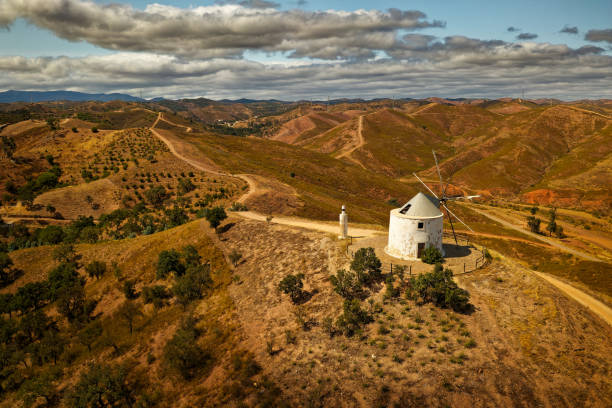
[{"left": 417, "top": 243, "right": 425, "bottom": 258}]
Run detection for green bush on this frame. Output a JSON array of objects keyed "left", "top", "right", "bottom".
[
  {"left": 278, "top": 274, "right": 305, "bottom": 303},
  {"left": 329, "top": 269, "right": 360, "bottom": 299},
  {"left": 421, "top": 246, "right": 444, "bottom": 264},
  {"left": 172, "top": 264, "right": 213, "bottom": 308},
  {"left": 411, "top": 265, "right": 471, "bottom": 312},
  {"left": 350, "top": 247, "right": 382, "bottom": 285},
  {"left": 336, "top": 299, "right": 372, "bottom": 336},
  {"left": 156, "top": 250, "right": 185, "bottom": 279}
]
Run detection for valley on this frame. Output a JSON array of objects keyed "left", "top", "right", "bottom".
[{"left": 0, "top": 98, "right": 610, "bottom": 407}]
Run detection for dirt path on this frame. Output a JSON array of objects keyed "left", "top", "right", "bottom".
[
  {"left": 234, "top": 211, "right": 381, "bottom": 238},
  {"left": 531, "top": 269, "right": 612, "bottom": 326},
  {"left": 149, "top": 113, "right": 612, "bottom": 326},
  {"left": 336, "top": 115, "right": 365, "bottom": 160},
  {"left": 467, "top": 205, "right": 603, "bottom": 262}
]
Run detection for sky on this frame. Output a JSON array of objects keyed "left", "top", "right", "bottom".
[{"left": 0, "top": 0, "right": 611, "bottom": 100}]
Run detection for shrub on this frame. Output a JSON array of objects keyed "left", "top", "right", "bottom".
[
  {"left": 228, "top": 249, "right": 242, "bottom": 267},
  {"left": 145, "top": 186, "right": 167, "bottom": 208},
  {"left": 350, "top": 247, "right": 382, "bottom": 284},
  {"left": 278, "top": 274, "right": 305, "bottom": 303},
  {"left": 421, "top": 246, "right": 444, "bottom": 264},
  {"left": 91, "top": 127, "right": 98, "bottom": 133},
  {"left": 229, "top": 202, "right": 248, "bottom": 212},
  {"left": 329, "top": 269, "right": 360, "bottom": 299}
]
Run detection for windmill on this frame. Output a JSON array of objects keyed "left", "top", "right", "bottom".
[{"left": 412, "top": 150, "right": 480, "bottom": 245}]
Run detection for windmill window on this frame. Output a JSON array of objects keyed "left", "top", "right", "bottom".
[
  {"left": 418, "top": 222, "right": 424, "bottom": 229},
  {"left": 400, "top": 204, "right": 411, "bottom": 214}
]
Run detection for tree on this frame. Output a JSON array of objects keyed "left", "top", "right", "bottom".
[
  {"left": 79, "top": 226, "right": 100, "bottom": 243},
  {"left": 177, "top": 178, "right": 196, "bottom": 195},
  {"left": 421, "top": 246, "right": 444, "bottom": 264},
  {"left": 144, "top": 186, "right": 167, "bottom": 208},
  {"left": 67, "top": 363, "right": 134, "bottom": 408},
  {"left": 278, "top": 274, "right": 305, "bottom": 303},
  {"left": 182, "top": 245, "right": 201, "bottom": 268},
  {"left": 142, "top": 285, "right": 172, "bottom": 309},
  {"left": 52, "top": 243, "right": 77, "bottom": 263},
  {"left": 14, "top": 281, "right": 49, "bottom": 313},
  {"left": 329, "top": 269, "right": 360, "bottom": 299},
  {"left": 205, "top": 206, "right": 227, "bottom": 232},
  {"left": 350, "top": 247, "right": 382, "bottom": 284},
  {"left": 0, "top": 252, "right": 21, "bottom": 287},
  {"left": 123, "top": 279, "right": 138, "bottom": 300},
  {"left": 1, "top": 136, "right": 16, "bottom": 160},
  {"left": 172, "top": 264, "right": 212, "bottom": 308},
  {"left": 163, "top": 316, "right": 210, "bottom": 380},
  {"left": 527, "top": 216, "right": 541, "bottom": 234},
  {"left": 116, "top": 301, "right": 142, "bottom": 334},
  {"left": 36, "top": 225, "right": 65, "bottom": 245},
  {"left": 335, "top": 299, "right": 371, "bottom": 337},
  {"left": 164, "top": 205, "right": 188, "bottom": 227},
  {"left": 17, "top": 368, "right": 60, "bottom": 408},
  {"left": 156, "top": 249, "right": 185, "bottom": 279},
  {"left": 85, "top": 260, "right": 106, "bottom": 280},
  {"left": 38, "top": 330, "right": 66, "bottom": 365},
  {"left": 530, "top": 206, "right": 538, "bottom": 215},
  {"left": 77, "top": 320, "right": 103, "bottom": 352},
  {"left": 555, "top": 225, "right": 565, "bottom": 238},
  {"left": 546, "top": 208, "right": 557, "bottom": 237}
]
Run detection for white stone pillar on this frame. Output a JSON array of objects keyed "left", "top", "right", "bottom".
[{"left": 339, "top": 205, "right": 348, "bottom": 239}]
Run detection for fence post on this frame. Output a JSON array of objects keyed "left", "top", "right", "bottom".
[
  {"left": 390, "top": 263, "right": 393, "bottom": 275},
  {"left": 409, "top": 265, "right": 412, "bottom": 276},
  {"left": 463, "top": 263, "right": 465, "bottom": 273}
]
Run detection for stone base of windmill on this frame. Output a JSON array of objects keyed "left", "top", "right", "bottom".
[{"left": 347, "top": 234, "right": 482, "bottom": 276}]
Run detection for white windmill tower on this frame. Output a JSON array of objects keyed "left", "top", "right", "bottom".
[{"left": 385, "top": 151, "right": 479, "bottom": 260}]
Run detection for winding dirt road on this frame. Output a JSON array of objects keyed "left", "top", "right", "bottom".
[
  {"left": 149, "top": 113, "right": 612, "bottom": 327},
  {"left": 336, "top": 114, "right": 365, "bottom": 160}
]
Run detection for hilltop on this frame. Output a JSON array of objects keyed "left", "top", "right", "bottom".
[{"left": 0, "top": 98, "right": 610, "bottom": 407}]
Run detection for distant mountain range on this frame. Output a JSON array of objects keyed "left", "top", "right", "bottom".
[{"left": 0, "top": 90, "right": 144, "bottom": 103}]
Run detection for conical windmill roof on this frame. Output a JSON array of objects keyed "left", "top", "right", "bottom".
[{"left": 397, "top": 192, "right": 442, "bottom": 218}]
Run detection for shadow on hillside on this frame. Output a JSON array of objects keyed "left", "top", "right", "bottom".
[{"left": 442, "top": 244, "right": 472, "bottom": 258}]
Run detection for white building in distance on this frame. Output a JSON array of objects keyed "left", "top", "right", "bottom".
[{"left": 385, "top": 192, "right": 444, "bottom": 260}]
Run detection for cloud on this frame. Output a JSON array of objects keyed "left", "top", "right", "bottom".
[
  {"left": 216, "top": 0, "right": 280, "bottom": 9},
  {"left": 507, "top": 26, "right": 521, "bottom": 32},
  {"left": 0, "top": 0, "right": 444, "bottom": 60},
  {"left": 585, "top": 28, "right": 612, "bottom": 44},
  {"left": 0, "top": 42, "right": 608, "bottom": 100},
  {"left": 517, "top": 33, "right": 538, "bottom": 40},
  {"left": 560, "top": 25, "right": 578, "bottom": 34}
]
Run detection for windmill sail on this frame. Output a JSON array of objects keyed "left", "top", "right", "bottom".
[{"left": 412, "top": 150, "right": 479, "bottom": 245}]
